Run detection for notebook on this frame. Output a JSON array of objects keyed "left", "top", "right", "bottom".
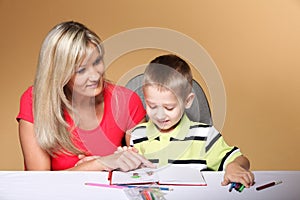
[{"left": 109, "top": 165, "right": 207, "bottom": 186}]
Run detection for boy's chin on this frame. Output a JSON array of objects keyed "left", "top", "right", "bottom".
[{"left": 157, "top": 125, "right": 175, "bottom": 133}]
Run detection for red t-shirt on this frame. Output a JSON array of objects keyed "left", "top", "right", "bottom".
[{"left": 17, "top": 82, "right": 146, "bottom": 170}]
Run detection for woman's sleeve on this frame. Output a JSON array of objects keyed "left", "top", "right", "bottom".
[
  {"left": 127, "top": 91, "right": 146, "bottom": 130},
  {"left": 16, "top": 86, "right": 34, "bottom": 123}
]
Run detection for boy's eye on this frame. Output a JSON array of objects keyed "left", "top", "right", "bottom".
[
  {"left": 165, "top": 107, "right": 174, "bottom": 111},
  {"left": 147, "top": 104, "right": 157, "bottom": 109}
]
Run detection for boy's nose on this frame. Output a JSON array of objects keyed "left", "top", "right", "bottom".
[{"left": 155, "top": 107, "right": 166, "bottom": 119}]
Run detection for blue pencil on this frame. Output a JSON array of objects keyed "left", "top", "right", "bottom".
[{"left": 229, "top": 182, "right": 236, "bottom": 192}]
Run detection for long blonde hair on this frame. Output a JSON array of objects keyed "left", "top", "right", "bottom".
[{"left": 34, "top": 21, "right": 104, "bottom": 155}]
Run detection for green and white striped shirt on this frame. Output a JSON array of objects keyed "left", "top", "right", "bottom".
[{"left": 130, "top": 114, "right": 242, "bottom": 171}]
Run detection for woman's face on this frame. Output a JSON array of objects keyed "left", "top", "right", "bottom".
[{"left": 67, "top": 46, "right": 104, "bottom": 99}]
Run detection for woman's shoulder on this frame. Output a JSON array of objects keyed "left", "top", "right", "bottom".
[
  {"left": 17, "top": 86, "right": 34, "bottom": 123},
  {"left": 20, "top": 86, "right": 34, "bottom": 100},
  {"left": 104, "top": 82, "right": 136, "bottom": 95}
]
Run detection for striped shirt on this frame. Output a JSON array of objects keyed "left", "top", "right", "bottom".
[{"left": 130, "top": 114, "right": 242, "bottom": 171}]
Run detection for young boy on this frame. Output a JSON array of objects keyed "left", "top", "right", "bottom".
[{"left": 126, "top": 54, "right": 254, "bottom": 188}]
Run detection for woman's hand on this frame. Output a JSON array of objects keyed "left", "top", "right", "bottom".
[
  {"left": 75, "top": 154, "right": 99, "bottom": 167},
  {"left": 114, "top": 146, "right": 139, "bottom": 154},
  {"left": 98, "top": 150, "right": 155, "bottom": 172},
  {"left": 74, "top": 150, "right": 155, "bottom": 171}
]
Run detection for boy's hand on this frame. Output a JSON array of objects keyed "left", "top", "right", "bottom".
[{"left": 221, "top": 161, "right": 254, "bottom": 188}]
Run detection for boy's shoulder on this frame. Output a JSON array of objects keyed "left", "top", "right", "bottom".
[
  {"left": 184, "top": 114, "right": 212, "bottom": 129},
  {"left": 129, "top": 122, "right": 149, "bottom": 145},
  {"left": 130, "top": 122, "right": 148, "bottom": 137},
  {"left": 189, "top": 121, "right": 212, "bottom": 129},
  {"left": 182, "top": 115, "right": 220, "bottom": 139},
  {"left": 132, "top": 122, "right": 148, "bottom": 131}
]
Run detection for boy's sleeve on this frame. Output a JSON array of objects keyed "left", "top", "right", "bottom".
[
  {"left": 204, "top": 127, "right": 242, "bottom": 171},
  {"left": 129, "top": 125, "right": 147, "bottom": 155}
]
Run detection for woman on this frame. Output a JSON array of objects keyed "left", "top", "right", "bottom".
[{"left": 17, "top": 21, "right": 154, "bottom": 171}]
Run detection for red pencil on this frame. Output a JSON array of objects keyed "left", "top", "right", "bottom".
[
  {"left": 256, "top": 180, "right": 283, "bottom": 191},
  {"left": 108, "top": 171, "right": 113, "bottom": 185}
]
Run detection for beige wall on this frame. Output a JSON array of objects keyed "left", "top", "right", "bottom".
[{"left": 1, "top": 0, "right": 299, "bottom": 170}]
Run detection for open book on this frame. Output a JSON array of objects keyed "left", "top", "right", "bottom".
[{"left": 109, "top": 165, "right": 206, "bottom": 186}]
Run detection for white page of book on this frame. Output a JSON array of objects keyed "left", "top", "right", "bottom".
[
  {"left": 156, "top": 165, "right": 206, "bottom": 185},
  {"left": 111, "top": 168, "right": 159, "bottom": 185},
  {"left": 111, "top": 165, "right": 206, "bottom": 185}
]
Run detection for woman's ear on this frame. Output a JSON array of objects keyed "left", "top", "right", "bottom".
[{"left": 184, "top": 93, "right": 195, "bottom": 109}]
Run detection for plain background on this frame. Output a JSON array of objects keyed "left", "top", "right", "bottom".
[{"left": 0, "top": 0, "right": 299, "bottom": 170}]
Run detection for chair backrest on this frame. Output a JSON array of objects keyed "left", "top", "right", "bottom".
[{"left": 125, "top": 74, "right": 213, "bottom": 125}]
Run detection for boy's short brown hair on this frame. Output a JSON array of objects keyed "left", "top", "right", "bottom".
[{"left": 143, "top": 54, "right": 193, "bottom": 100}]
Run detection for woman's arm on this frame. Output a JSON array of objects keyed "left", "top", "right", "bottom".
[
  {"left": 18, "top": 120, "right": 51, "bottom": 170},
  {"left": 72, "top": 150, "right": 155, "bottom": 171},
  {"left": 19, "top": 118, "right": 153, "bottom": 171}
]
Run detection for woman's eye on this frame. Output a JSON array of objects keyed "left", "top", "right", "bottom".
[
  {"left": 93, "top": 57, "right": 102, "bottom": 66},
  {"left": 76, "top": 68, "right": 86, "bottom": 74}
]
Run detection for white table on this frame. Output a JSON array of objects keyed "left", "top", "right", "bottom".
[{"left": 0, "top": 171, "right": 299, "bottom": 200}]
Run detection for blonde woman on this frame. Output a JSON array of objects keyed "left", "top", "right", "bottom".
[{"left": 17, "top": 21, "right": 154, "bottom": 171}]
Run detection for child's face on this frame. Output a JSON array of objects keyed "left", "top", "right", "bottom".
[{"left": 144, "top": 85, "right": 185, "bottom": 133}]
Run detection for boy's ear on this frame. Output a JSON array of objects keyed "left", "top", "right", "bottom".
[{"left": 184, "top": 93, "right": 195, "bottom": 109}]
